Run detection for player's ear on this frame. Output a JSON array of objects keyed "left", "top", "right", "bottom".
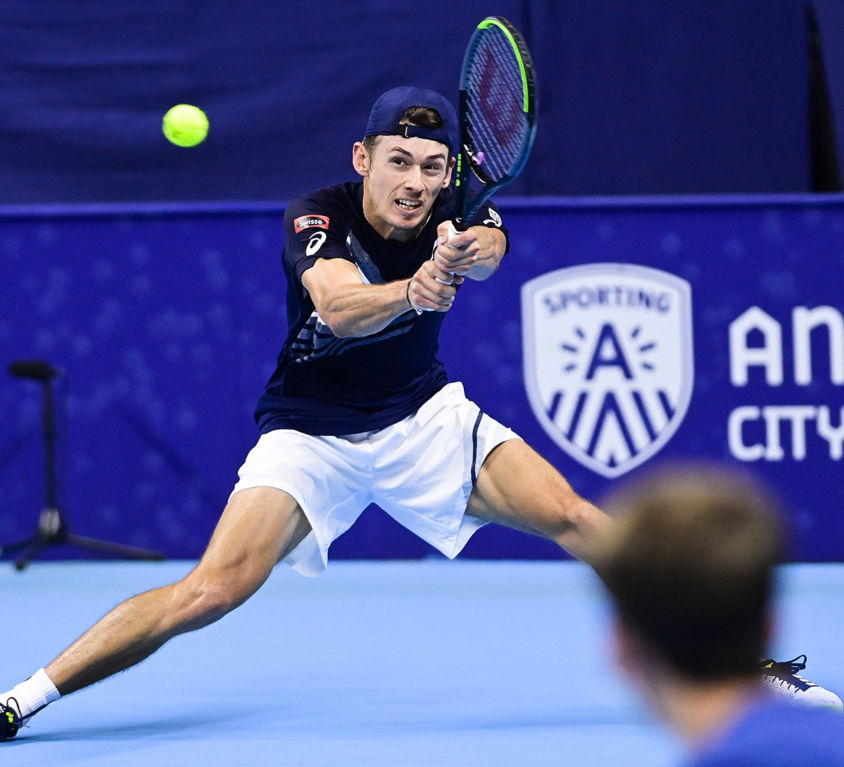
[
  {"left": 442, "top": 155, "right": 456, "bottom": 188},
  {"left": 353, "top": 141, "right": 371, "bottom": 177}
]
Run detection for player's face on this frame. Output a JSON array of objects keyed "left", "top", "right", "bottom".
[{"left": 354, "top": 137, "right": 454, "bottom": 242}]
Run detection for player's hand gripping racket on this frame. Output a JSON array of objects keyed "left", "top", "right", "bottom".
[{"left": 450, "top": 16, "right": 538, "bottom": 237}]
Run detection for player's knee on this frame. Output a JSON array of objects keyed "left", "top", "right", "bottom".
[
  {"left": 546, "top": 493, "right": 608, "bottom": 555},
  {"left": 174, "top": 570, "right": 254, "bottom": 630},
  {"left": 548, "top": 492, "right": 592, "bottom": 539}
]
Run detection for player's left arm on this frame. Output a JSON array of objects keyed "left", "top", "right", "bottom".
[{"left": 433, "top": 222, "right": 507, "bottom": 281}]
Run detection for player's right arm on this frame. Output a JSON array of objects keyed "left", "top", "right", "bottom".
[
  {"left": 302, "top": 258, "right": 459, "bottom": 338},
  {"left": 286, "top": 195, "right": 458, "bottom": 338}
]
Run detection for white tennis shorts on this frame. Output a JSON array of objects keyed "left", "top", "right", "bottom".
[{"left": 231, "top": 382, "right": 520, "bottom": 576}]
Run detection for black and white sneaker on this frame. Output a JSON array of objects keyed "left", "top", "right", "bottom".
[
  {"left": 761, "top": 655, "right": 843, "bottom": 711},
  {"left": 1, "top": 698, "right": 22, "bottom": 741}
]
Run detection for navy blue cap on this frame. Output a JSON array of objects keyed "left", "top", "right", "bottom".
[{"left": 365, "top": 86, "right": 458, "bottom": 154}]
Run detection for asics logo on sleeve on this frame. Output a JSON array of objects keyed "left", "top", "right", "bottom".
[
  {"left": 483, "top": 207, "right": 502, "bottom": 228},
  {"left": 306, "top": 231, "right": 327, "bottom": 256}
]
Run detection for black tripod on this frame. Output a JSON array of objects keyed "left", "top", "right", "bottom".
[{"left": 1, "top": 360, "right": 164, "bottom": 571}]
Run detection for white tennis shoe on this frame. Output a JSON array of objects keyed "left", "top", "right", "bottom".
[{"left": 761, "top": 655, "right": 843, "bottom": 711}]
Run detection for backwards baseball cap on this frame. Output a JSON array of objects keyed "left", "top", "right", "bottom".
[{"left": 364, "top": 86, "right": 458, "bottom": 154}]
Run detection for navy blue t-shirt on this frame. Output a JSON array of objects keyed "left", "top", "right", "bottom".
[
  {"left": 255, "top": 181, "right": 507, "bottom": 436},
  {"left": 684, "top": 696, "right": 844, "bottom": 767}
]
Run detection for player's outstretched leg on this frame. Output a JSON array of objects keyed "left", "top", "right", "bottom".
[
  {"left": 468, "top": 441, "right": 844, "bottom": 710},
  {"left": 1, "top": 486, "right": 310, "bottom": 740}
]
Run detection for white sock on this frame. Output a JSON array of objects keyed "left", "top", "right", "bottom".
[{"left": 2, "top": 668, "right": 61, "bottom": 719}]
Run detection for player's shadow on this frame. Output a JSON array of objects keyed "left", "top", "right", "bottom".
[{"left": 7, "top": 710, "right": 239, "bottom": 743}]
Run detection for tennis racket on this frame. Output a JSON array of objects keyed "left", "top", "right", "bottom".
[{"left": 451, "top": 16, "right": 538, "bottom": 232}]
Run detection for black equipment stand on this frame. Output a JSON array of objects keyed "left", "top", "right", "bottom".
[{"left": 1, "top": 360, "right": 164, "bottom": 571}]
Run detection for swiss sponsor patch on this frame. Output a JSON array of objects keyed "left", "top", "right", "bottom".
[{"left": 294, "top": 215, "right": 330, "bottom": 233}]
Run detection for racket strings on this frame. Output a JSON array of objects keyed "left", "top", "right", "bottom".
[{"left": 464, "top": 30, "right": 530, "bottom": 181}]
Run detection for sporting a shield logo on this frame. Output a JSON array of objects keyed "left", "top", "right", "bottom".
[{"left": 521, "top": 263, "right": 694, "bottom": 478}]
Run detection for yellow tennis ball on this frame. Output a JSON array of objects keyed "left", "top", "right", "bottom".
[{"left": 162, "top": 104, "right": 209, "bottom": 147}]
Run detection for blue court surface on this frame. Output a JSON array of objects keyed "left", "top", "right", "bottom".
[{"left": 3, "top": 560, "right": 843, "bottom": 766}]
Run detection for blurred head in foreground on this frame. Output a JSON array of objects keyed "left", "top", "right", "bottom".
[{"left": 594, "top": 461, "right": 783, "bottom": 738}]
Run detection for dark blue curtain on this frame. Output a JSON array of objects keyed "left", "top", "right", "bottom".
[{"left": 0, "top": 0, "right": 837, "bottom": 203}]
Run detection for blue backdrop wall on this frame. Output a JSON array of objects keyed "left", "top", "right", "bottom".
[{"left": 2, "top": 195, "right": 842, "bottom": 563}]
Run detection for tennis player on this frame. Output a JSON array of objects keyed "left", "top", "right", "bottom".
[
  {"left": 595, "top": 462, "right": 844, "bottom": 765},
  {"left": 1, "top": 87, "right": 835, "bottom": 741},
  {"left": 1, "top": 86, "right": 607, "bottom": 739}
]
